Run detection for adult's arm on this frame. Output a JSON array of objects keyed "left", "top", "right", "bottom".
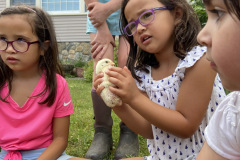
[
  {"left": 84, "top": 0, "right": 120, "bottom": 59},
  {"left": 86, "top": 0, "right": 123, "bottom": 27}
]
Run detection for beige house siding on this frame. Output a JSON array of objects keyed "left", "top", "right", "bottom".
[
  {"left": 52, "top": 15, "right": 90, "bottom": 42},
  {"left": 0, "top": 1, "right": 6, "bottom": 11},
  {"left": 0, "top": 2, "right": 90, "bottom": 42}
]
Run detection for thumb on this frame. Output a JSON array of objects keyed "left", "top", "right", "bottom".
[{"left": 123, "top": 66, "right": 131, "bottom": 73}]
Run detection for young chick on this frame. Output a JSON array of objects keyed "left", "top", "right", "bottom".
[{"left": 96, "top": 58, "right": 122, "bottom": 107}]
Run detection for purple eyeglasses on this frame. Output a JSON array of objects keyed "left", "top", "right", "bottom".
[
  {"left": 0, "top": 39, "right": 39, "bottom": 53},
  {"left": 124, "top": 6, "right": 173, "bottom": 36}
]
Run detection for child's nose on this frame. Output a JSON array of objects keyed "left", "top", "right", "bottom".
[
  {"left": 5, "top": 43, "right": 17, "bottom": 53},
  {"left": 197, "top": 24, "right": 212, "bottom": 47},
  {"left": 136, "top": 23, "right": 146, "bottom": 34}
]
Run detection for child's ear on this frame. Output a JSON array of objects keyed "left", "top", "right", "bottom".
[
  {"left": 40, "top": 40, "right": 50, "bottom": 56},
  {"left": 174, "top": 7, "right": 183, "bottom": 25}
]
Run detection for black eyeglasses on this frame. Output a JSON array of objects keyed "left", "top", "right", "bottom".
[
  {"left": 124, "top": 6, "right": 173, "bottom": 36},
  {"left": 0, "top": 39, "right": 39, "bottom": 53}
]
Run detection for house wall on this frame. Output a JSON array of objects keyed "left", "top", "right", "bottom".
[
  {"left": 0, "top": 1, "right": 6, "bottom": 10},
  {"left": 52, "top": 15, "right": 89, "bottom": 42},
  {"left": 52, "top": 15, "right": 92, "bottom": 63}
]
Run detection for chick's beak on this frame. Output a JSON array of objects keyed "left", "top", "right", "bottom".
[{"left": 110, "top": 61, "right": 115, "bottom": 66}]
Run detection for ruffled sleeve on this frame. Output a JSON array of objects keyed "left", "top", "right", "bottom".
[
  {"left": 175, "top": 46, "right": 206, "bottom": 80},
  {"left": 134, "top": 46, "right": 206, "bottom": 92},
  {"left": 205, "top": 91, "right": 240, "bottom": 159}
]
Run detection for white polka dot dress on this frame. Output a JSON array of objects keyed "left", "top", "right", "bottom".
[{"left": 136, "top": 46, "right": 226, "bottom": 160}]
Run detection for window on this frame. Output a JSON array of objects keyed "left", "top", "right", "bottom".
[
  {"left": 42, "top": 0, "right": 79, "bottom": 12},
  {"left": 8, "top": 0, "right": 86, "bottom": 15},
  {"left": 11, "top": 0, "right": 35, "bottom": 6}
]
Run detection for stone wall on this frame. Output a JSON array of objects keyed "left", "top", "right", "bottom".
[{"left": 58, "top": 42, "right": 92, "bottom": 64}]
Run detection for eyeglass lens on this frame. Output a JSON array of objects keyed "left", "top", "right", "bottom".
[
  {"left": 0, "top": 40, "right": 29, "bottom": 52},
  {"left": 125, "top": 10, "right": 154, "bottom": 36}
]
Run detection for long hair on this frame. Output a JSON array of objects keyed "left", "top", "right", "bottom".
[
  {"left": 0, "top": 5, "right": 63, "bottom": 106},
  {"left": 120, "top": 0, "right": 201, "bottom": 82}
]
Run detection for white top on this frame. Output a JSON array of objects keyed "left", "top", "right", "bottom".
[
  {"left": 136, "top": 46, "right": 226, "bottom": 160},
  {"left": 205, "top": 91, "right": 240, "bottom": 160}
]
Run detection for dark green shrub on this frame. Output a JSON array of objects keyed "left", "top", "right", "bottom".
[
  {"left": 83, "top": 59, "right": 94, "bottom": 82},
  {"left": 74, "top": 60, "right": 86, "bottom": 68},
  {"left": 190, "top": 0, "right": 208, "bottom": 27}
]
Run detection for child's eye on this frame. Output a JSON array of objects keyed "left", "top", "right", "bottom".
[
  {"left": 0, "top": 37, "right": 7, "bottom": 41},
  {"left": 17, "top": 38, "right": 26, "bottom": 42},
  {"left": 142, "top": 12, "right": 152, "bottom": 19},
  {"left": 209, "top": 9, "right": 225, "bottom": 22}
]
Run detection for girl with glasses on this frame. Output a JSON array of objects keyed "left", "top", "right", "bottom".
[
  {"left": 0, "top": 5, "right": 84, "bottom": 160},
  {"left": 196, "top": 0, "right": 240, "bottom": 159},
  {"left": 94, "top": 0, "right": 226, "bottom": 159}
]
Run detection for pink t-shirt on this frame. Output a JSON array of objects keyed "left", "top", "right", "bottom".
[{"left": 0, "top": 73, "right": 74, "bottom": 151}]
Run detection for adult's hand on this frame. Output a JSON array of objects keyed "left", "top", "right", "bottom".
[
  {"left": 87, "top": 2, "right": 110, "bottom": 27},
  {"left": 90, "top": 24, "right": 116, "bottom": 59}
]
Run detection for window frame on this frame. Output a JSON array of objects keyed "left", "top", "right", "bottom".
[{"left": 6, "top": 0, "right": 87, "bottom": 15}]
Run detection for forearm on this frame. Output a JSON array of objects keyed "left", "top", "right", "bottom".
[
  {"left": 84, "top": 0, "right": 98, "bottom": 7},
  {"left": 37, "top": 116, "right": 70, "bottom": 160},
  {"left": 128, "top": 93, "right": 197, "bottom": 138},
  {"left": 113, "top": 103, "right": 153, "bottom": 139},
  {"left": 95, "top": 20, "right": 109, "bottom": 31},
  {"left": 85, "top": 0, "right": 122, "bottom": 15},
  {"left": 105, "top": 0, "right": 123, "bottom": 15},
  {"left": 37, "top": 137, "right": 68, "bottom": 160}
]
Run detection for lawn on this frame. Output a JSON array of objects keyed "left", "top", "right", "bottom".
[{"left": 65, "top": 78, "right": 149, "bottom": 159}]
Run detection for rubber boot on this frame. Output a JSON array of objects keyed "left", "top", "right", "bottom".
[
  {"left": 114, "top": 122, "right": 139, "bottom": 159},
  {"left": 85, "top": 90, "right": 113, "bottom": 160}
]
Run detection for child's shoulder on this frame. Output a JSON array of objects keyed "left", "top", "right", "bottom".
[
  {"left": 207, "top": 91, "right": 240, "bottom": 118},
  {"left": 56, "top": 74, "right": 68, "bottom": 87},
  {"left": 212, "top": 91, "right": 240, "bottom": 130},
  {"left": 177, "top": 46, "right": 206, "bottom": 69},
  {"left": 188, "top": 45, "right": 206, "bottom": 54},
  {"left": 56, "top": 73, "right": 66, "bottom": 80},
  {"left": 222, "top": 91, "right": 240, "bottom": 108},
  {"left": 185, "top": 45, "right": 206, "bottom": 60}
]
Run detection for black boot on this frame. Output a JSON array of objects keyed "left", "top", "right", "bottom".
[
  {"left": 85, "top": 127, "right": 113, "bottom": 160},
  {"left": 114, "top": 123, "right": 139, "bottom": 159},
  {"left": 85, "top": 90, "right": 113, "bottom": 160}
]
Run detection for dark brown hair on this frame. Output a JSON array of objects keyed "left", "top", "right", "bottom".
[
  {"left": 203, "top": 0, "right": 240, "bottom": 20},
  {"left": 120, "top": 0, "right": 201, "bottom": 82},
  {"left": 0, "top": 5, "right": 63, "bottom": 106}
]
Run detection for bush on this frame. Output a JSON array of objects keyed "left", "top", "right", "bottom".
[
  {"left": 83, "top": 60, "right": 94, "bottom": 82},
  {"left": 190, "top": 0, "right": 208, "bottom": 27},
  {"left": 74, "top": 60, "right": 86, "bottom": 68}
]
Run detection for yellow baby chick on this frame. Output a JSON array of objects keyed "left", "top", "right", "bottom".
[{"left": 96, "top": 58, "right": 122, "bottom": 107}]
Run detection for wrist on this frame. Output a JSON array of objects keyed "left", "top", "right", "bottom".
[
  {"left": 103, "top": 4, "right": 112, "bottom": 17},
  {"left": 96, "top": 22, "right": 111, "bottom": 34},
  {"left": 105, "top": 1, "right": 121, "bottom": 15},
  {"left": 128, "top": 91, "right": 143, "bottom": 107}
]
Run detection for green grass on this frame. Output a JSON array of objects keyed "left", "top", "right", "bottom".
[{"left": 65, "top": 78, "right": 149, "bottom": 159}]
